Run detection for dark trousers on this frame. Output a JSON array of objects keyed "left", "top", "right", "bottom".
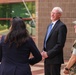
[{"left": 44, "top": 63, "right": 61, "bottom": 75}]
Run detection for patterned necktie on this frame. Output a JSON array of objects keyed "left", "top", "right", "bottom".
[{"left": 45, "top": 23, "right": 53, "bottom": 48}]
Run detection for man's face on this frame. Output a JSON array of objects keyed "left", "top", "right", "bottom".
[{"left": 50, "top": 9, "right": 61, "bottom": 22}]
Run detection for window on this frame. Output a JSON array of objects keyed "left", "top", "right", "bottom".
[{"left": 0, "top": 2, "right": 36, "bottom": 36}]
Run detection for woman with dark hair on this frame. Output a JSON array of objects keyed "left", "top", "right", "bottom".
[{"left": 0, "top": 17, "right": 42, "bottom": 75}]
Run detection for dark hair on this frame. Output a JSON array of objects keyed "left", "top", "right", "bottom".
[{"left": 5, "top": 17, "right": 30, "bottom": 47}]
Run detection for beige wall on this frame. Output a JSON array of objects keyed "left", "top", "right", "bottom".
[{"left": 36, "top": 0, "right": 76, "bottom": 60}]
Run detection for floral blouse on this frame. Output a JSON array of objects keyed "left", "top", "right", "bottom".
[{"left": 69, "top": 40, "right": 76, "bottom": 75}]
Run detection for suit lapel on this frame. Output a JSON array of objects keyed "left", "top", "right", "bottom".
[{"left": 47, "top": 20, "right": 60, "bottom": 42}]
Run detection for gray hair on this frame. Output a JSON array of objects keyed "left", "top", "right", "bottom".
[{"left": 52, "top": 7, "right": 63, "bottom": 13}]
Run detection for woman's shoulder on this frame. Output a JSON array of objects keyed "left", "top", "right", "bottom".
[{"left": 26, "top": 36, "right": 34, "bottom": 43}]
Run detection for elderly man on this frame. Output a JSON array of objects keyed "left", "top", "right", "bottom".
[{"left": 41, "top": 7, "right": 67, "bottom": 75}]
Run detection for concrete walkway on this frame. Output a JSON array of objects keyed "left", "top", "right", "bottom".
[{"left": 31, "top": 60, "right": 68, "bottom": 75}]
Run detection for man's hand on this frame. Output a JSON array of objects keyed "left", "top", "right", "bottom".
[{"left": 41, "top": 51, "right": 48, "bottom": 60}]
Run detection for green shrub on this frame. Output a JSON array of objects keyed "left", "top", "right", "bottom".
[{"left": 0, "top": 24, "right": 8, "bottom": 31}]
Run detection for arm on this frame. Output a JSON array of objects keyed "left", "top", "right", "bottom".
[
  {"left": 66, "top": 54, "right": 76, "bottom": 69},
  {"left": 64, "top": 54, "right": 76, "bottom": 74},
  {"left": 64, "top": 48, "right": 76, "bottom": 74},
  {"left": 29, "top": 38, "right": 42, "bottom": 65}
]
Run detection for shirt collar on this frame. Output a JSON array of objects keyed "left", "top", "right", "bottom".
[
  {"left": 52, "top": 20, "right": 58, "bottom": 28},
  {"left": 52, "top": 20, "right": 58, "bottom": 25}
]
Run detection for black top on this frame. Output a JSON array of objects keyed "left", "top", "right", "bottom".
[{"left": 0, "top": 36, "right": 42, "bottom": 75}]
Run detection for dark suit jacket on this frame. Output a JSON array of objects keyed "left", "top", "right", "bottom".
[
  {"left": 44, "top": 20, "right": 67, "bottom": 64},
  {"left": 0, "top": 36, "right": 42, "bottom": 75}
]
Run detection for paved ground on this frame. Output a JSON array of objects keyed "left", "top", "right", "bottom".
[{"left": 31, "top": 60, "right": 68, "bottom": 75}]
